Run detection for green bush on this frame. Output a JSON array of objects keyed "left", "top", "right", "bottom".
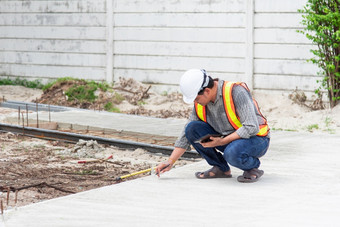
[{"left": 299, "top": 0, "right": 340, "bottom": 107}]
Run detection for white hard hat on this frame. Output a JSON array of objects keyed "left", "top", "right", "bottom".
[{"left": 180, "top": 69, "right": 209, "bottom": 104}]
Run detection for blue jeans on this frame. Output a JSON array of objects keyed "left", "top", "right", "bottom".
[{"left": 185, "top": 121, "right": 270, "bottom": 172}]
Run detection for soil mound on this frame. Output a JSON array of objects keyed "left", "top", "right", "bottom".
[{"left": 35, "top": 78, "right": 192, "bottom": 119}]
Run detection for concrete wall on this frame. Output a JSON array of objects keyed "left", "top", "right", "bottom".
[
  {"left": 0, "top": 0, "right": 319, "bottom": 97},
  {"left": 113, "top": 0, "right": 249, "bottom": 92},
  {"left": 253, "top": 0, "right": 319, "bottom": 97},
  {"left": 0, "top": 0, "right": 108, "bottom": 81}
]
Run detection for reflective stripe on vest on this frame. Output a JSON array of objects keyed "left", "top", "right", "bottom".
[
  {"left": 194, "top": 81, "right": 269, "bottom": 137},
  {"left": 223, "top": 81, "right": 242, "bottom": 129},
  {"left": 195, "top": 102, "right": 206, "bottom": 122}
]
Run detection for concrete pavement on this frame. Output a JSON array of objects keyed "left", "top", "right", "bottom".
[
  {"left": 1, "top": 108, "right": 340, "bottom": 226},
  {"left": 3, "top": 107, "right": 187, "bottom": 137}
]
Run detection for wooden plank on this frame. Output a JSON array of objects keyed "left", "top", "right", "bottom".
[
  {"left": 114, "top": 55, "right": 245, "bottom": 73},
  {"left": 255, "top": 0, "right": 307, "bottom": 13},
  {"left": 0, "top": 26, "right": 105, "bottom": 40},
  {"left": 0, "top": 64, "right": 105, "bottom": 81},
  {"left": 114, "top": 0, "right": 245, "bottom": 13},
  {"left": 254, "top": 28, "right": 311, "bottom": 44},
  {"left": 254, "top": 44, "right": 315, "bottom": 60},
  {"left": 254, "top": 74, "right": 320, "bottom": 91},
  {"left": 114, "top": 13, "right": 245, "bottom": 28},
  {"left": 114, "top": 68, "right": 244, "bottom": 85},
  {"left": 255, "top": 13, "right": 304, "bottom": 28},
  {"left": 114, "top": 27, "right": 246, "bottom": 43},
  {"left": 0, "top": 13, "right": 106, "bottom": 26},
  {"left": 0, "top": 51, "right": 106, "bottom": 67},
  {"left": 0, "top": 39, "right": 106, "bottom": 53},
  {"left": 0, "top": 0, "right": 106, "bottom": 13},
  {"left": 114, "top": 41, "right": 245, "bottom": 58},
  {"left": 254, "top": 59, "right": 319, "bottom": 75}
]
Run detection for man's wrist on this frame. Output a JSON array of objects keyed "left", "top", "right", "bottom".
[{"left": 168, "top": 158, "right": 176, "bottom": 165}]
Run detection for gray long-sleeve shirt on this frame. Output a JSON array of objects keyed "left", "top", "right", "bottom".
[{"left": 174, "top": 80, "right": 269, "bottom": 150}]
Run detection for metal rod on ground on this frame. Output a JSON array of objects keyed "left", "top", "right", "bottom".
[
  {"left": 6, "top": 188, "right": 10, "bottom": 206},
  {"left": 15, "top": 190, "right": 18, "bottom": 207},
  {"left": 18, "top": 106, "right": 20, "bottom": 125},
  {"left": 26, "top": 104, "right": 28, "bottom": 127},
  {"left": 49, "top": 104, "right": 51, "bottom": 122},
  {"left": 1, "top": 199, "right": 3, "bottom": 214},
  {"left": 36, "top": 102, "right": 39, "bottom": 128},
  {"left": 22, "top": 113, "right": 25, "bottom": 136}
]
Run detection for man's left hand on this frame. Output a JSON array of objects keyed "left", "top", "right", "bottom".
[{"left": 200, "top": 136, "right": 225, "bottom": 147}]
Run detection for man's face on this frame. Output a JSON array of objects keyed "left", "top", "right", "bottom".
[{"left": 194, "top": 89, "right": 210, "bottom": 106}]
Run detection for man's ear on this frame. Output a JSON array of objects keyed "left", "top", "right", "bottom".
[{"left": 204, "top": 88, "right": 211, "bottom": 96}]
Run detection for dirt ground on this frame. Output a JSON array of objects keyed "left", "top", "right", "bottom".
[
  {"left": 1, "top": 77, "right": 340, "bottom": 211},
  {"left": 0, "top": 131, "right": 197, "bottom": 210}
]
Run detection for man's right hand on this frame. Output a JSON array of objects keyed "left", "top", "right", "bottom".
[
  {"left": 155, "top": 161, "right": 173, "bottom": 177},
  {"left": 155, "top": 147, "right": 185, "bottom": 177}
]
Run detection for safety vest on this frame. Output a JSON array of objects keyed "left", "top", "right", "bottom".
[{"left": 194, "top": 81, "right": 269, "bottom": 137}]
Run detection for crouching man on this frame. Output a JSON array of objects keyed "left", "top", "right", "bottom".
[{"left": 156, "top": 69, "right": 270, "bottom": 183}]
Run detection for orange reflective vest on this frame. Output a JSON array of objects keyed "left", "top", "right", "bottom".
[{"left": 194, "top": 81, "right": 269, "bottom": 137}]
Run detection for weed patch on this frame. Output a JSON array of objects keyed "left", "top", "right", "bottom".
[{"left": 0, "top": 77, "right": 43, "bottom": 89}]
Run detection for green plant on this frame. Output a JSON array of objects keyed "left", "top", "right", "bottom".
[
  {"left": 96, "top": 81, "right": 110, "bottom": 92},
  {"left": 137, "top": 100, "right": 146, "bottom": 106},
  {"left": 307, "top": 124, "right": 319, "bottom": 132},
  {"left": 324, "top": 116, "right": 332, "bottom": 127},
  {"left": 113, "top": 92, "right": 125, "bottom": 103},
  {"left": 43, "top": 78, "right": 113, "bottom": 104},
  {"left": 161, "top": 91, "right": 168, "bottom": 96},
  {"left": 65, "top": 84, "right": 98, "bottom": 102},
  {"left": 104, "top": 102, "right": 120, "bottom": 112},
  {"left": 299, "top": 0, "right": 340, "bottom": 107},
  {"left": 74, "top": 170, "right": 99, "bottom": 175},
  {"left": 42, "top": 77, "right": 75, "bottom": 91},
  {"left": 324, "top": 116, "right": 336, "bottom": 133},
  {"left": 0, "top": 77, "right": 43, "bottom": 89}
]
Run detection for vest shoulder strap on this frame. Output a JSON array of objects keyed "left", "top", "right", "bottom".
[{"left": 195, "top": 102, "right": 206, "bottom": 122}]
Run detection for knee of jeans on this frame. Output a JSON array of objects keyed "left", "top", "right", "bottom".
[
  {"left": 223, "top": 149, "right": 242, "bottom": 166},
  {"left": 185, "top": 121, "right": 201, "bottom": 140}
]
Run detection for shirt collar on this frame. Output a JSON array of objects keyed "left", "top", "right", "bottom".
[{"left": 209, "top": 79, "right": 224, "bottom": 105}]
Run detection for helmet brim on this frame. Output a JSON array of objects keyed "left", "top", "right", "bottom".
[{"left": 183, "top": 95, "right": 196, "bottom": 104}]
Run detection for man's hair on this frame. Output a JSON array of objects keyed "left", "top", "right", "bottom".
[
  {"left": 198, "top": 76, "right": 215, "bottom": 95},
  {"left": 206, "top": 76, "right": 215, "bottom": 88}
]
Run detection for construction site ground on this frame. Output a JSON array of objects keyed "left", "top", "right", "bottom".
[{"left": 0, "top": 109, "right": 339, "bottom": 227}]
